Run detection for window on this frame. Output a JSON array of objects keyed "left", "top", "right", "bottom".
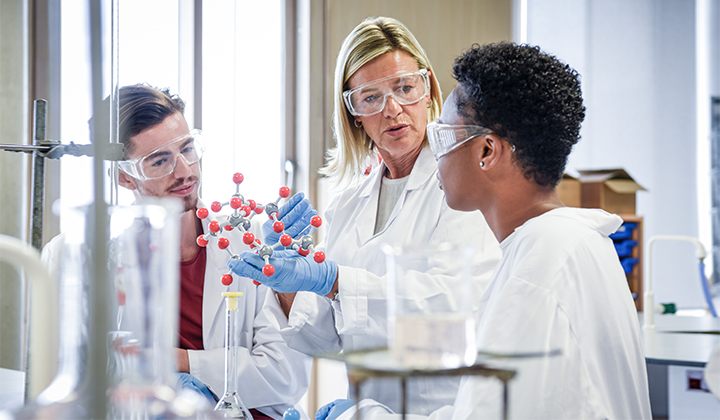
[{"left": 59, "top": 0, "right": 284, "bottom": 230}]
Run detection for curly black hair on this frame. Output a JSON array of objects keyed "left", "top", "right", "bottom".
[{"left": 452, "top": 42, "right": 585, "bottom": 187}]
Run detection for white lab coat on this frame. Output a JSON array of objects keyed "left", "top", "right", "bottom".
[
  {"left": 264, "top": 147, "right": 501, "bottom": 415},
  {"left": 346, "top": 207, "right": 653, "bottom": 420},
  {"left": 42, "top": 202, "right": 313, "bottom": 420}
]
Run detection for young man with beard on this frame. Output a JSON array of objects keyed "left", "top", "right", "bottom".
[{"left": 114, "top": 84, "right": 313, "bottom": 419}]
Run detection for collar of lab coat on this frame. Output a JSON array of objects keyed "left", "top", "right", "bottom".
[
  {"left": 352, "top": 146, "right": 437, "bottom": 243},
  {"left": 357, "top": 146, "right": 436, "bottom": 199}
]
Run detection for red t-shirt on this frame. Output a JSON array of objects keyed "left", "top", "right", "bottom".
[
  {"left": 249, "top": 409, "right": 273, "bottom": 419},
  {"left": 179, "top": 247, "right": 206, "bottom": 350}
]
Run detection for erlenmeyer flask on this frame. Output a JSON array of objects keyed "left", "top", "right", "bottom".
[{"left": 214, "top": 292, "right": 253, "bottom": 420}]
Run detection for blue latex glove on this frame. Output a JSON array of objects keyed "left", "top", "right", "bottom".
[
  {"left": 176, "top": 372, "right": 217, "bottom": 405},
  {"left": 263, "top": 192, "right": 318, "bottom": 246},
  {"left": 315, "top": 399, "right": 356, "bottom": 420},
  {"left": 228, "top": 249, "right": 337, "bottom": 296}
]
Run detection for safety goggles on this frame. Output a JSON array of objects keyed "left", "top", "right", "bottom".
[
  {"left": 117, "top": 129, "right": 205, "bottom": 180},
  {"left": 427, "top": 120, "right": 493, "bottom": 159},
  {"left": 343, "top": 69, "right": 430, "bottom": 117}
]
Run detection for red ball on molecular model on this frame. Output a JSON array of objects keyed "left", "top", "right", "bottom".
[
  {"left": 273, "top": 221, "right": 285, "bottom": 233},
  {"left": 280, "top": 234, "right": 292, "bottom": 247},
  {"left": 230, "top": 197, "right": 242, "bottom": 209},
  {"left": 221, "top": 274, "right": 233, "bottom": 286},
  {"left": 279, "top": 186, "right": 290, "bottom": 198},
  {"left": 197, "top": 235, "right": 209, "bottom": 247},
  {"left": 218, "top": 237, "right": 230, "bottom": 250},
  {"left": 243, "top": 232, "right": 255, "bottom": 245},
  {"left": 248, "top": 199, "right": 257, "bottom": 210},
  {"left": 311, "top": 216, "right": 322, "bottom": 228},
  {"left": 263, "top": 265, "right": 275, "bottom": 276},
  {"left": 233, "top": 172, "right": 244, "bottom": 184},
  {"left": 211, "top": 201, "right": 222, "bottom": 213},
  {"left": 314, "top": 251, "right": 326, "bottom": 263},
  {"left": 116, "top": 289, "right": 126, "bottom": 306},
  {"left": 298, "top": 248, "right": 310, "bottom": 256},
  {"left": 209, "top": 221, "right": 220, "bottom": 233},
  {"left": 196, "top": 208, "right": 209, "bottom": 219}
]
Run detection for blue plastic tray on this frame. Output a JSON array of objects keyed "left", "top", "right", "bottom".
[{"left": 610, "top": 222, "right": 638, "bottom": 240}]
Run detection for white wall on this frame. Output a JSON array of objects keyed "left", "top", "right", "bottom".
[{"left": 527, "top": 0, "right": 711, "bottom": 308}]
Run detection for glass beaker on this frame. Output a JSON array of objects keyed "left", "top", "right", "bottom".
[
  {"left": 13, "top": 204, "right": 93, "bottom": 420},
  {"left": 384, "top": 242, "right": 477, "bottom": 369},
  {"left": 106, "top": 199, "right": 216, "bottom": 419}
]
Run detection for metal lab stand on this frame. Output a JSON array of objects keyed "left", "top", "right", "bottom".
[
  {"left": 0, "top": 99, "right": 123, "bottom": 404},
  {"left": 0, "top": 100, "right": 125, "bottom": 250},
  {"left": 327, "top": 348, "right": 541, "bottom": 420}
]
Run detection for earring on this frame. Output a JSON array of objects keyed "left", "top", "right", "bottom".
[
  {"left": 427, "top": 101, "right": 432, "bottom": 109},
  {"left": 480, "top": 160, "right": 485, "bottom": 168},
  {"left": 354, "top": 119, "right": 362, "bottom": 128}
]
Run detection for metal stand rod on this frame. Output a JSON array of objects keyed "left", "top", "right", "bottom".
[
  {"left": 30, "top": 99, "right": 47, "bottom": 251},
  {"left": 24, "top": 99, "right": 48, "bottom": 404},
  {"left": 84, "top": 0, "right": 111, "bottom": 417},
  {"left": 502, "top": 381, "right": 509, "bottom": 420},
  {"left": 354, "top": 381, "right": 360, "bottom": 420},
  {"left": 401, "top": 378, "right": 406, "bottom": 420}
]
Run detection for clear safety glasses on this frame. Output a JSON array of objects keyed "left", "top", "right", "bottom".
[
  {"left": 343, "top": 69, "right": 430, "bottom": 116},
  {"left": 117, "top": 129, "right": 205, "bottom": 180},
  {"left": 427, "top": 120, "right": 494, "bottom": 159}
]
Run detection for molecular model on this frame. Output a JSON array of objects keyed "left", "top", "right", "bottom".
[{"left": 195, "top": 172, "right": 325, "bottom": 287}]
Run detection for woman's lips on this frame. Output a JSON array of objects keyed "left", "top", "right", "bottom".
[{"left": 384, "top": 124, "right": 409, "bottom": 137}]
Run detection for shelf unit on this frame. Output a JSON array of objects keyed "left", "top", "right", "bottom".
[{"left": 615, "top": 214, "right": 644, "bottom": 311}]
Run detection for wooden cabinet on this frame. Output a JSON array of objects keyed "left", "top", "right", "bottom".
[{"left": 614, "top": 215, "right": 644, "bottom": 311}]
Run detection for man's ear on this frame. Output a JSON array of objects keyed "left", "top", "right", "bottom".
[{"left": 118, "top": 171, "right": 138, "bottom": 191}]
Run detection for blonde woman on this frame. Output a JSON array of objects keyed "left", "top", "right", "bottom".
[{"left": 230, "top": 17, "right": 500, "bottom": 416}]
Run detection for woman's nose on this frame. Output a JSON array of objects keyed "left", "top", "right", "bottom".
[{"left": 382, "top": 94, "right": 403, "bottom": 118}]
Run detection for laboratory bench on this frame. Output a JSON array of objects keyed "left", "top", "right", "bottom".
[
  {"left": 639, "top": 313, "right": 720, "bottom": 419},
  {"left": 2, "top": 315, "right": 719, "bottom": 418}
]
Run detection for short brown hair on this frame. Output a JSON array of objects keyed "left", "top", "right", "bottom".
[{"left": 119, "top": 84, "right": 185, "bottom": 157}]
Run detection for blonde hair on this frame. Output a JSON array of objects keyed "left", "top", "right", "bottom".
[{"left": 320, "top": 16, "right": 442, "bottom": 186}]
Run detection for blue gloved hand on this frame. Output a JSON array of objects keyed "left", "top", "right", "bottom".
[
  {"left": 176, "top": 372, "right": 217, "bottom": 405},
  {"left": 315, "top": 399, "right": 356, "bottom": 420},
  {"left": 263, "top": 192, "right": 318, "bottom": 246},
  {"left": 228, "top": 249, "right": 337, "bottom": 296}
]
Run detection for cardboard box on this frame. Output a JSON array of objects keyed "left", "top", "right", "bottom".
[
  {"left": 578, "top": 168, "right": 646, "bottom": 214},
  {"left": 556, "top": 173, "right": 581, "bottom": 207}
]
